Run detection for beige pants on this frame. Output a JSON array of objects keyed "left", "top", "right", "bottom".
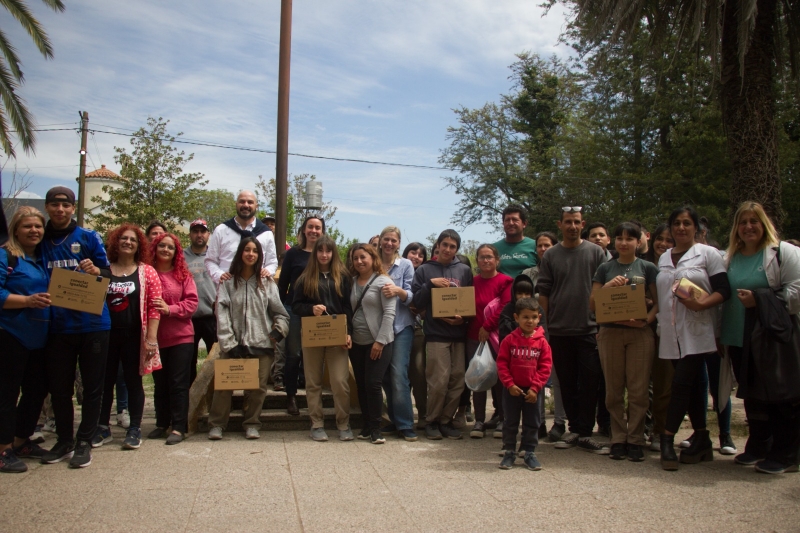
[
  {"left": 597, "top": 327, "right": 654, "bottom": 446},
  {"left": 425, "top": 341, "right": 465, "bottom": 425},
  {"left": 208, "top": 352, "right": 273, "bottom": 430},
  {"left": 304, "top": 345, "right": 350, "bottom": 430}
]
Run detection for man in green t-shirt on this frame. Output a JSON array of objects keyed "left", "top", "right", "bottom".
[{"left": 493, "top": 205, "right": 537, "bottom": 279}]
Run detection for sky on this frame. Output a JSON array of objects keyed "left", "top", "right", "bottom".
[{"left": 1, "top": 0, "right": 571, "bottom": 246}]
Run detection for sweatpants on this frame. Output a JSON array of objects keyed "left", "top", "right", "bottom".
[{"left": 425, "top": 341, "right": 465, "bottom": 425}]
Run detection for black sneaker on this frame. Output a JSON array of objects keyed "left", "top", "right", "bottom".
[
  {"left": 357, "top": 428, "right": 371, "bottom": 440},
  {"left": 380, "top": 424, "right": 398, "bottom": 435},
  {"left": 91, "top": 425, "right": 112, "bottom": 448},
  {"left": 548, "top": 422, "right": 566, "bottom": 443},
  {"left": 13, "top": 439, "right": 47, "bottom": 459},
  {"left": 165, "top": 432, "right": 184, "bottom": 445},
  {"left": 41, "top": 440, "right": 75, "bottom": 464},
  {"left": 523, "top": 451, "right": 542, "bottom": 471},
  {"left": 440, "top": 423, "right": 462, "bottom": 440},
  {"left": 554, "top": 432, "right": 579, "bottom": 449},
  {"left": 484, "top": 413, "right": 501, "bottom": 430},
  {"left": 609, "top": 443, "right": 627, "bottom": 460},
  {"left": 719, "top": 433, "right": 737, "bottom": 455},
  {"left": 425, "top": 423, "right": 443, "bottom": 440},
  {"left": 370, "top": 430, "right": 386, "bottom": 445},
  {"left": 734, "top": 452, "right": 764, "bottom": 466},
  {"left": 577, "top": 436, "right": 610, "bottom": 455},
  {"left": 626, "top": 444, "right": 644, "bottom": 462},
  {"left": 0, "top": 448, "right": 27, "bottom": 473},
  {"left": 69, "top": 441, "right": 92, "bottom": 468},
  {"left": 147, "top": 427, "right": 168, "bottom": 439},
  {"left": 499, "top": 450, "right": 516, "bottom": 469},
  {"left": 122, "top": 427, "right": 142, "bottom": 450}
]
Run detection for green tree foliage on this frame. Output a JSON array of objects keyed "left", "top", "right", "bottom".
[
  {"left": 87, "top": 117, "right": 208, "bottom": 239},
  {"left": 0, "top": 0, "right": 65, "bottom": 158},
  {"left": 191, "top": 188, "right": 235, "bottom": 231}
]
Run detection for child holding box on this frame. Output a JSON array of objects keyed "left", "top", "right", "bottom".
[{"left": 497, "top": 297, "right": 552, "bottom": 470}]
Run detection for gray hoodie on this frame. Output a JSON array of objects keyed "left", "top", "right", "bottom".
[{"left": 216, "top": 276, "right": 289, "bottom": 356}]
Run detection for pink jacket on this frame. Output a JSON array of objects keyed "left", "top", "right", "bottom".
[
  {"left": 156, "top": 270, "right": 198, "bottom": 349},
  {"left": 138, "top": 264, "right": 163, "bottom": 375},
  {"left": 497, "top": 326, "right": 552, "bottom": 392}
]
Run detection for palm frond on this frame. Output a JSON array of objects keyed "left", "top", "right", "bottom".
[
  {"left": 0, "top": 0, "right": 56, "bottom": 58},
  {"left": 0, "top": 29, "right": 23, "bottom": 81},
  {"left": 0, "top": 59, "right": 35, "bottom": 157}
]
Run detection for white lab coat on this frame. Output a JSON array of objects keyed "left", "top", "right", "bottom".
[{"left": 656, "top": 243, "right": 726, "bottom": 360}]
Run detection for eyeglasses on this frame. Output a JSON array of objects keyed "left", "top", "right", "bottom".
[
  {"left": 561, "top": 206, "right": 583, "bottom": 213},
  {"left": 477, "top": 255, "right": 495, "bottom": 262}
]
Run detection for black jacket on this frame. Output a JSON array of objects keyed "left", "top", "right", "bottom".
[{"left": 292, "top": 272, "right": 353, "bottom": 334}]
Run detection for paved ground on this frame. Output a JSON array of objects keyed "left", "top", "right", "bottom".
[{"left": 1, "top": 401, "right": 798, "bottom": 533}]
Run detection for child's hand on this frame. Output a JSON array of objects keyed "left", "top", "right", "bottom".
[
  {"left": 524, "top": 389, "right": 538, "bottom": 404},
  {"left": 509, "top": 385, "right": 523, "bottom": 397}
]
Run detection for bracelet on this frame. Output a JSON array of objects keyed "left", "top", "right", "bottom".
[{"left": 146, "top": 341, "right": 158, "bottom": 346}]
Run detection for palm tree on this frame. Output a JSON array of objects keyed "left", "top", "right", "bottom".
[
  {"left": 565, "top": 0, "right": 799, "bottom": 225},
  {"left": 0, "top": 0, "right": 65, "bottom": 158}
]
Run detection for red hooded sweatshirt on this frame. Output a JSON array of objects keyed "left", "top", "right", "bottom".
[{"left": 496, "top": 326, "right": 552, "bottom": 392}]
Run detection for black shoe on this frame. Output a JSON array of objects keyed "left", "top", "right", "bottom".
[
  {"left": 548, "top": 422, "right": 566, "bottom": 443},
  {"left": 370, "top": 430, "right": 385, "bottom": 445},
  {"left": 597, "top": 425, "right": 611, "bottom": 438},
  {"left": 578, "top": 436, "right": 610, "bottom": 454},
  {"left": 165, "top": 432, "right": 185, "bottom": 445},
  {"left": 13, "top": 439, "right": 47, "bottom": 459},
  {"left": 0, "top": 448, "right": 27, "bottom": 473},
  {"left": 484, "top": 413, "right": 500, "bottom": 430},
  {"left": 499, "top": 450, "right": 516, "bottom": 469},
  {"left": 425, "top": 423, "right": 443, "bottom": 440},
  {"left": 122, "top": 427, "right": 142, "bottom": 450},
  {"left": 680, "top": 429, "right": 713, "bottom": 464},
  {"left": 147, "top": 427, "right": 167, "bottom": 439},
  {"left": 660, "top": 434, "right": 678, "bottom": 471},
  {"left": 286, "top": 395, "right": 300, "bottom": 416},
  {"left": 380, "top": 424, "right": 398, "bottom": 435},
  {"left": 69, "top": 441, "right": 92, "bottom": 468},
  {"left": 719, "top": 433, "right": 737, "bottom": 455},
  {"left": 626, "top": 444, "right": 644, "bottom": 462},
  {"left": 357, "top": 428, "right": 371, "bottom": 440},
  {"left": 734, "top": 451, "right": 764, "bottom": 466},
  {"left": 538, "top": 422, "right": 547, "bottom": 439},
  {"left": 440, "top": 422, "right": 462, "bottom": 440},
  {"left": 272, "top": 381, "right": 285, "bottom": 392},
  {"left": 41, "top": 440, "right": 75, "bottom": 464},
  {"left": 609, "top": 443, "right": 627, "bottom": 460}
]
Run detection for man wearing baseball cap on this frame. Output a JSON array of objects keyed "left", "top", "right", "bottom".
[
  {"left": 39, "top": 186, "right": 111, "bottom": 469},
  {"left": 184, "top": 219, "right": 217, "bottom": 384}
]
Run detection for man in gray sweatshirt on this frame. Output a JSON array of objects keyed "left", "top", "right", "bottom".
[
  {"left": 536, "top": 207, "right": 609, "bottom": 454},
  {"left": 184, "top": 220, "right": 218, "bottom": 384}
]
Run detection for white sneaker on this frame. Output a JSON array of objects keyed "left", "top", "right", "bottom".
[
  {"left": 42, "top": 417, "right": 56, "bottom": 433},
  {"left": 245, "top": 427, "right": 260, "bottom": 440},
  {"left": 208, "top": 426, "right": 223, "bottom": 440},
  {"left": 116, "top": 409, "right": 130, "bottom": 429}
]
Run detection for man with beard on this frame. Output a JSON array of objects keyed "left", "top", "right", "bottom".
[
  {"left": 184, "top": 219, "right": 217, "bottom": 384},
  {"left": 205, "top": 191, "right": 278, "bottom": 284}
]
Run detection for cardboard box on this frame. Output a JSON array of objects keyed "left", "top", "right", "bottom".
[
  {"left": 48, "top": 267, "right": 111, "bottom": 316},
  {"left": 431, "top": 286, "right": 477, "bottom": 318},
  {"left": 214, "top": 358, "right": 260, "bottom": 390},
  {"left": 302, "top": 314, "right": 348, "bottom": 348},
  {"left": 595, "top": 284, "right": 648, "bottom": 324}
]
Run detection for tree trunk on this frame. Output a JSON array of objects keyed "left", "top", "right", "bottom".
[{"left": 719, "top": 0, "right": 782, "bottom": 226}]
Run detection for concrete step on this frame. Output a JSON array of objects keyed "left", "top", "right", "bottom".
[
  {"left": 198, "top": 407, "right": 364, "bottom": 432},
  {"left": 228, "top": 387, "right": 334, "bottom": 411}
]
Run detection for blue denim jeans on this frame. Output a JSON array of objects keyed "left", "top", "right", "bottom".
[
  {"left": 382, "top": 325, "right": 415, "bottom": 430},
  {"left": 283, "top": 304, "right": 303, "bottom": 396}
]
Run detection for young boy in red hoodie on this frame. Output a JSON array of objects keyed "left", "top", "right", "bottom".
[{"left": 497, "top": 297, "right": 552, "bottom": 470}]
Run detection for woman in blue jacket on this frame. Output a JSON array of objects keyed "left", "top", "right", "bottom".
[{"left": 0, "top": 207, "right": 51, "bottom": 473}]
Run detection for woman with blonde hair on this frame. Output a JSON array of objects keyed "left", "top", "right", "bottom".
[
  {"left": 722, "top": 201, "right": 800, "bottom": 474},
  {"left": 0, "top": 207, "right": 51, "bottom": 472}
]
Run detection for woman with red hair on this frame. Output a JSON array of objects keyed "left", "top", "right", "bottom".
[
  {"left": 92, "top": 224, "right": 162, "bottom": 451},
  {"left": 149, "top": 233, "right": 198, "bottom": 445}
]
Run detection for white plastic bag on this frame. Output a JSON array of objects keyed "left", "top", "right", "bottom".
[{"left": 465, "top": 341, "right": 498, "bottom": 392}]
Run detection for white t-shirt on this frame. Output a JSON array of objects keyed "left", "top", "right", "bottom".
[
  {"left": 204, "top": 220, "right": 278, "bottom": 284},
  {"left": 656, "top": 243, "right": 726, "bottom": 359}
]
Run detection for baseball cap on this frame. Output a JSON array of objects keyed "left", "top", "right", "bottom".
[
  {"left": 189, "top": 219, "right": 208, "bottom": 230},
  {"left": 45, "top": 186, "right": 76, "bottom": 204}
]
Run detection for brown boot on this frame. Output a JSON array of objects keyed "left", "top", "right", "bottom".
[
  {"left": 680, "top": 429, "right": 713, "bottom": 464},
  {"left": 287, "top": 395, "right": 299, "bottom": 416}
]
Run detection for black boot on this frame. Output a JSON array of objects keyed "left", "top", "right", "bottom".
[
  {"left": 660, "top": 434, "right": 679, "bottom": 471},
  {"left": 287, "top": 394, "right": 299, "bottom": 416},
  {"left": 680, "top": 429, "right": 713, "bottom": 464}
]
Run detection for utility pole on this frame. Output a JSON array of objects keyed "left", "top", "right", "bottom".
[
  {"left": 275, "top": 0, "right": 292, "bottom": 253},
  {"left": 76, "top": 111, "right": 89, "bottom": 227}
]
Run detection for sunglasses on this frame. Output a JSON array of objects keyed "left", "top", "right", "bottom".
[{"left": 561, "top": 206, "right": 583, "bottom": 213}]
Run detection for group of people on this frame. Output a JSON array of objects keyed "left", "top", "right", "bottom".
[{"left": 0, "top": 188, "right": 798, "bottom": 477}]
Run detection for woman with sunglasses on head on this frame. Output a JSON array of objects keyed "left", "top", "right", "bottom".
[
  {"left": 721, "top": 202, "right": 800, "bottom": 474},
  {"left": 277, "top": 216, "right": 325, "bottom": 414},
  {"left": 655, "top": 206, "right": 730, "bottom": 470},
  {"left": 643, "top": 223, "right": 676, "bottom": 451},
  {"left": 149, "top": 233, "right": 198, "bottom": 445},
  {"left": 208, "top": 237, "right": 289, "bottom": 441},
  {"left": 92, "top": 224, "right": 162, "bottom": 451},
  {"left": 0, "top": 207, "right": 51, "bottom": 472},
  {"left": 376, "top": 227, "right": 418, "bottom": 441},
  {"left": 292, "top": 235, "right": 353, "bottom": 442},
  {"left": 403, "top": 242, "right": 429, "bottom": 428},
  {"left": 349, "top": 242, "right": 396, "bottom": 444}
]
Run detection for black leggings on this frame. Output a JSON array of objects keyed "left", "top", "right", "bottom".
[
  {"left": 0, "top": 331, "right": 47, "bottom": 444},
  {"left": 99, "top": 327, "right": 144, "bottom": 429},
  {"left": 665, "top": 352, "right": 712, "bottom": 434},
  {"left": 152, "top": 343, "right": 193, "bottom": 433},
  {"left": 349, "top": 341, "right": 394, "bottom": 430}
]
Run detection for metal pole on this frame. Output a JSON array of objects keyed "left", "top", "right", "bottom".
[
  {"left": 275, "top": 0, "right": 292, "bottom": 253},
  {"left": 76, "top": 111, "right": 89, "bottom": 227}
]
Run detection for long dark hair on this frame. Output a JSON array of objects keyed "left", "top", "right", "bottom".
[
  {"left": 402, "top": 242, "right": 428, "bottom": 265},
  {"left": 297, "top": 235, "right": 346, "bottom": 299},
  {"left": 297, "top": 215, "right": 326, "bottom": 250},
  {"left": 229, "top": 237, "right": 263, "bottom": 289}
]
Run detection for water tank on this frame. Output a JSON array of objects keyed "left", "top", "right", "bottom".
[{"left": 305, "top": 181, "right": 323, "bottom": 209}]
